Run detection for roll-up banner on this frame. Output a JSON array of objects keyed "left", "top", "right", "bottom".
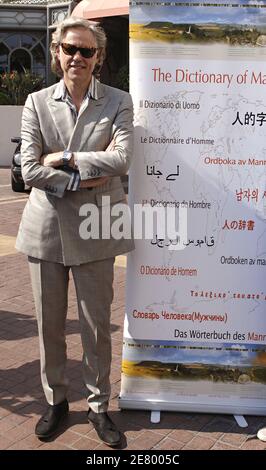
[{"left": 120, "top": 1, "right": 266, "bottom": 415}]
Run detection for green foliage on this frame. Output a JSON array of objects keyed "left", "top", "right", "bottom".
[
  {"left": 0, "top": 70, "right": 44, "bottom": 105},
  {"left": 0, "top": 91, "right": 11, "bottom": 105}
]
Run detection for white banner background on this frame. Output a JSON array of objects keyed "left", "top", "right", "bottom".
[{"left": 120, "top": 0, "right": 266, "bottom": 415}]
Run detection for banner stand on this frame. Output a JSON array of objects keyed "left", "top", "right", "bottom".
[
  {"left": 234, "top": 415, "right": 248, "bottom": 428},
  {"left": 120, "top": 0, "right": 266, "bottom": 419},
  {"left": 119, "top": 396, "right": 266, "bottom": 417}
]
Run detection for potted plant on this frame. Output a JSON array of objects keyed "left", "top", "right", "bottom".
[{"left": 0, "top": 70, "right": 44, "bottom": 105}]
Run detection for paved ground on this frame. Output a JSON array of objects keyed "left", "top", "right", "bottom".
[{"left": 0, "top": 168, "right": 266, "bottom": 451}]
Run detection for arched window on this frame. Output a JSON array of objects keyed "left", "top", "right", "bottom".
[
  {"left": 10, "top": 49, "right": 31, "bottom": 73},
  {"left": 0, "top": 33, "right": 46, "bottom": 80},
  {"left": 32, "top": 44, "right": 46, "bottom": 78},
  {"left": 0, "top": 43, "right": 9, "bottom": 73}
]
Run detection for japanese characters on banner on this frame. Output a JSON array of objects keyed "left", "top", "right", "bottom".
[{"left": 120, "top": 1, "right": 266, "bottom": 415}]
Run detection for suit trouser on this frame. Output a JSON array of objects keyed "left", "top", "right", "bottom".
[{"left": 28, "top": 256, "right": 114, "bottom": 413}]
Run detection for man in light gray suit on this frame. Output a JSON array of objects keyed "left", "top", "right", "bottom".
[{"left": 16, "top": 17, "right": 134, "bottom": 446}]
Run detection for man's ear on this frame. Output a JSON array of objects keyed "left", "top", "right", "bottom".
[{"left": 96, "top": 47, "right": 102, "bottom": 61}]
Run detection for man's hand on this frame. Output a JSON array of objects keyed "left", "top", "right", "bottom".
[
  {"left": 79, "top": 176, "right": 110, "bottom": 188},
  {"left": 41, "top": 152, "right": 75, "bottom": 168},
  {"left": 41, "top": 141, "right": 115, "bottom": 169},
  {"left": 41, "top": 152, "right": 63, "bottom": 167}
]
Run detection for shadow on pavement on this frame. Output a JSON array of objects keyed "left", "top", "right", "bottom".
[{"left": 0, "top": 309, "right": 119, "bottom": 340}]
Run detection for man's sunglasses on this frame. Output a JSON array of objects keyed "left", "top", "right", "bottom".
[{"left": 60, "top": 42, "right": 97, "bottom": 59}]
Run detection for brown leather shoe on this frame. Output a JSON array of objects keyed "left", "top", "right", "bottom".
[
  {"left": 35, "top": 399, "right": 69, "bottom": 440},
  {"left": 88, "top": 409, "right": 122, "bottom": 447}
]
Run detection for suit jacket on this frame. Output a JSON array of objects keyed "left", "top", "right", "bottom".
[{"left": 16, "top": 78, "right": 134, "bottom": 265}]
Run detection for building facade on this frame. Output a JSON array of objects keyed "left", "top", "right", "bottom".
[
  {"left": 0, "top": 0, "right": 129, "bottom": 89},
  {"left": 0, "top": 0, "right": 71, "bottom": 85}
]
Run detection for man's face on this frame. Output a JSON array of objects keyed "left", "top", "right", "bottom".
[{"left": 58, "top": 27, "right": 98, "bottom": 85}]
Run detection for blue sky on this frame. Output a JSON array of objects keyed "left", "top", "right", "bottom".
[
  {"left": 131, "top": 1, "right": 266, "bottom": 26},
  {"left": 123, "top": 338, "right": 266, "bottom": 366}
]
